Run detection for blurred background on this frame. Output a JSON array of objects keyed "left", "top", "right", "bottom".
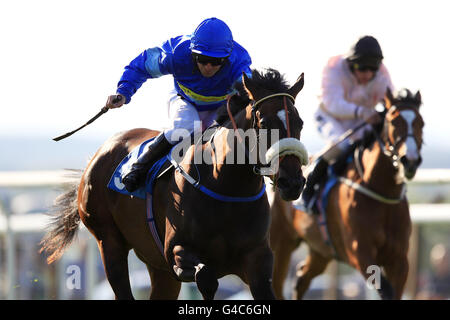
[{"left": 1, "top": 0, "right": 449, "bottom": 299}]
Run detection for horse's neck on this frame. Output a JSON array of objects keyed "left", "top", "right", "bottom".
[
  {"left": 194, "top": 108, "right": 263, "bottom": 195},
  {"left": 361, "top": 142, "right": 404, "bottom": 198}
]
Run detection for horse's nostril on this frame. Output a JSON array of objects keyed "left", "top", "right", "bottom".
[{"left": 401, "top": 156, "right": 421, "bottom": 171}]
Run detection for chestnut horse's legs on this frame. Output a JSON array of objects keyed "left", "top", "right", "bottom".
[
  {"left": 96, "top": 231, "right": 134, "bottom": 300},
  {"left": 243, "top": 245, "right": 276, "bottom": 300},
  {"left": 352, "top": 243, "right": 394, "bottom": 300},
  {"left": 271, "top": 237, "right": 300, "bottom": 299},
  {"left": 171, "top": 244, "right": 218, "bottom": 300},
  {"left": 195, "top": 263, "right": 219, "bottom": 300},
  {"left": 292, "top": 249, "right": 331, "bottom": 300},
  {"left": 148, "top": 267, "right": 182, "bottom": 299},
  {"left": 383, "top": 257, "right": 409, "bottom": 300}
]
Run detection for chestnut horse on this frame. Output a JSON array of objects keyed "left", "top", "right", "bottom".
[
  {"left": 41, "top": 69, "right": 309, "bottom": 299},
  {"left": 270, "top": 88, "right": 424, "bottom": 300}
]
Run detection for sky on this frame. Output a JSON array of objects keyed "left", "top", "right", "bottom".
[{"left": 1, "top": 0, "right": 449, "bottom": 165}]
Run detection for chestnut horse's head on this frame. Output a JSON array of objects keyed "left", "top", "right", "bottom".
[
  {"left": 383, "top": 88, "right": 424, "bottom": 180},
  {"left": 241, "top": 69, "right": 308, "bottom": 200}
]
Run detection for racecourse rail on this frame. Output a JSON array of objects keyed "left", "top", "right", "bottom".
[{"left": 1, "top": 169, "right": 450, "bottom": 299}]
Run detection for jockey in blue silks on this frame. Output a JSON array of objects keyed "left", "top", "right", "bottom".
[{"left": 105, "top": 18, "right": 252, "bottom": 192}]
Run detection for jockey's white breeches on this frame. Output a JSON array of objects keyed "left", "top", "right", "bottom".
[{"left": 163, "top": 90, "right": 218, "bottom": 145}]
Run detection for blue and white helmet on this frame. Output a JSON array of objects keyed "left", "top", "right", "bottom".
[{"left": 190, "top": 18, "right": 234, "bottom": 58}]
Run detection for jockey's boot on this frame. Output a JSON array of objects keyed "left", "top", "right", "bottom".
[
  {"left": 297, "top": 157, "right": 329, "bottom": 214},
  {"left": 122, "top": 133, "right": 173, "bottom": 192}
]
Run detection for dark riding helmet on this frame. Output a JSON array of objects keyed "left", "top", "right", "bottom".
[
  {"left": 190, "top": 17, "right": 234, "bottom": 58},
  {"left": 346, "top": 36, "right": 383, "bottom": 69}
]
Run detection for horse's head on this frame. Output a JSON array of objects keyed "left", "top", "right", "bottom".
[
  {"left": 242, "top": 69, "right": 308, "bottom": 201},
  {"left": 383, "top": 87, "right": 424, "bottom": 180}
]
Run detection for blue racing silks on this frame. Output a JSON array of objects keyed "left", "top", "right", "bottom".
[{"left": 116, "top": 35, "right": 252, "bottom": 111}]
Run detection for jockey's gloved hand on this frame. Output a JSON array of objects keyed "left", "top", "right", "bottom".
[
  {"left": 106, "top": 94, "right": 125, "bottom": 109},
  {"left": 357, "top": 106, "right": 382, "bottom": 125}
]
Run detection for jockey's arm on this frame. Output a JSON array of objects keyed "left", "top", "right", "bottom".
[
  {"left": 107, "top": 46, "right": 172, "bottom": 109},
  {"left": 321, "top": 70, "right": 362, "bottom": 121}
]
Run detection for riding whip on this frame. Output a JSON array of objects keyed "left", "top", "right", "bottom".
[
  {"left": 52, "top": 96, "right": 122, "bottom": 141},
  {"left": 314, "top": 120, "right": 368, "bottom": 159}
]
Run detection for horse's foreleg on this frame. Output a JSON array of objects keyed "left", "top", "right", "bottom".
[
  {"left": 243, "top": 245, "right": 276, "bottom": 300},
  {"left": 171, "top": 245, "right": 218, "bottom": 300},
  {"left": 383, "top": 257, "right": 409, "bottom": 300},
  {"left": 148, "top": 267, "right": 182, "bottom": 300},
  {"left": 171, "top": 245, "right": 199, "bottom": 281},
  {"left": 292, "top": 249, "right": 331, "bottom": 300},
  {"left": 195, "top": 263, "right": 218, "bottom": 300},
  {"left": 272, "top": 237, "right": 300, "bottom": 299},
  {"left": 352, "top": 243, "right": 394, "bottom": 300}
]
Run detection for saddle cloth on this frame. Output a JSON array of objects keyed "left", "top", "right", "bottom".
[{"left": 107, "top": 137, "right": 173, "bottom": 199}]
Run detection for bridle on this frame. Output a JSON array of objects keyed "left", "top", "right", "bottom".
[
  {"left": 227, "top": 93, "right": 295, "bottom": 137},
  {"left": 342, "top": 103, "right": 422, "bottom": 205},
  {"left": 375, "top": 103, "right": 421, "bottom": 170},
  {"left": 226, "top": 92, "right": 298, "bottom": 176}
]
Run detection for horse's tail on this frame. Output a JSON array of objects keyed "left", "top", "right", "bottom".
[{"left": 39, "top": 169, "right": 82, "bottom": 264}]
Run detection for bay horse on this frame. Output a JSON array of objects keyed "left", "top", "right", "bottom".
[
  {"left": 40, "top": 69, "right": 309, "bottom": 300},
  {"left": 270, "top": 88, "right": 424, "bottom": 300}
]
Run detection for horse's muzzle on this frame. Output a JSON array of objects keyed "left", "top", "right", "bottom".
[
  {"left": 277, "top": 176, "right": 306, "bottom": 201},
  {"left": 401, "top": 155, "right": 422, "bottom": 180}
]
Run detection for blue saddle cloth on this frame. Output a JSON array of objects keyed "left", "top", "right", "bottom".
[
  {"left": 107, "top": 137, "right": 171, "bottom": 199},
  {"left": 315, "top": 154, "right": 355, "bottom": 213}
]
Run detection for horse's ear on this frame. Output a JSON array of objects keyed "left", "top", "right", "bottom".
[
  {"left": 384, "top": 87, "right": 395, "bottom": 109},
  {"left": 414, "top": 90, "right": 422, "bottom": 107},
  {"left": 288, "top": 73, "right": 305, "bottom": 99},
  {"left": 242, "top": 72, "right": 255, "bottom": 100}
]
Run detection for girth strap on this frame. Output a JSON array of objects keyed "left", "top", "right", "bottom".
[
  {"left": 338, "top": 177, "right": 406, "bottom": 204},
  {"left": 168, "top": 153, "right": 266, "bottom": 202}
]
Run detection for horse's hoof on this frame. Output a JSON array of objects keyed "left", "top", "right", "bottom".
[
  {"left": 195, "top": 264, "right": 218, "bottom": 300},
  {"left": 173, "top": 265, "right": 195, "bottom": 282}
]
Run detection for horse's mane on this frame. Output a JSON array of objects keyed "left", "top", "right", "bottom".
[
  {"left": 215, "top": 68, "right": 290, "bottom": 125},
  {"left": 395, "top": 88, "right": 421, "bottom": 107}
]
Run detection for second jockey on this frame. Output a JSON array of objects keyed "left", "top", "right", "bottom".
[{"left": 299, "top": 35, "right": 394, "bottom": 212}]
